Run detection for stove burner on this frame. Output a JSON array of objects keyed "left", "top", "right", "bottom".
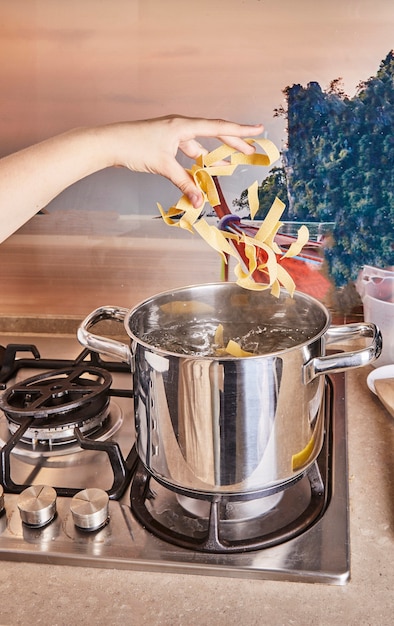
[
  {"left": 0, "top": 403, "right": 124, "bottom": 457},
  {"left": 130, "top": 457, "right": 328, "bottom": 554},
  {"left": 0, "top": 365, "right": 112, "bottom": 444},
  {"left": 0, "top": 343, "right": 138, "bottom": 501}
]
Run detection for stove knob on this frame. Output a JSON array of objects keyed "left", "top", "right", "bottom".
[
  {"left": 17, "top": 485, "right": 57, "bottom": 527},
  {"left": 70, "top": 488, "right": 109, "bottom": 531}
]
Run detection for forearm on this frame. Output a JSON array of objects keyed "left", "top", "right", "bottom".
[{"left": 0, "top": 127, "right": 112, "bottom": 243}]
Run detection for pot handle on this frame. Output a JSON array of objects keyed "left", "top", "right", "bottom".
[
  {"left": 77, "top": 306, "right": 132, "bottom": 365},
  {"left": 303, "top": 322, "right": 382, "bottom": 383}
]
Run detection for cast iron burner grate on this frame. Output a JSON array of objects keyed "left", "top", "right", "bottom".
[
  {"left": 130, "top": 380, "right": 332, "bottom": 554},
  {"left": 0, "top": 343, "right": 138, "bottom": 499},
  {"left": 0, "top": 365, "right": 113, "bottom": 440}
]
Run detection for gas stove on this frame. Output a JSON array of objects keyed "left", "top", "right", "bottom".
[{"left": 0, "top": 333, "right": 350, "bottom": 584}]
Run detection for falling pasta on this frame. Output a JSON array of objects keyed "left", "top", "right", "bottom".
[{"left": 157, "top": 138, "right": 309, "bottom": 297}]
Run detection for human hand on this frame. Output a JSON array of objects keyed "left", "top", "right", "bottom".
[{"left": 100, "top": 115, "right": 264, "bottom": 208}]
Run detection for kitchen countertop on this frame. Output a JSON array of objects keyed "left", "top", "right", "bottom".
[{"left": 0, "top": 225, "right": 393, "bottom": 624}]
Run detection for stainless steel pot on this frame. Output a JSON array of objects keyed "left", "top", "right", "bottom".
[{"left": 77, "top": 283, "right": 381, "bottom": 497}]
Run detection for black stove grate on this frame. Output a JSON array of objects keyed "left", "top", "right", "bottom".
[
  {"left": 0, "top": 343, "right": 138, "bottom": 499},
  {"left": 0, "top": 343, "right": 130, "bottom": 387}
]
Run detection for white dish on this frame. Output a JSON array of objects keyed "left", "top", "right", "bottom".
[{"left": 367, "top": 364, "right": 394, "bottom": 394}]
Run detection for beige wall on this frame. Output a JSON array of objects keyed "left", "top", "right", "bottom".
[{"left": 0, "top": 0, "right": 393, "bottom": 216}]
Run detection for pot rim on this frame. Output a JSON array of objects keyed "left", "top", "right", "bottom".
[{"left": 123, "top": 282, "right": 332, "bottom": 360}]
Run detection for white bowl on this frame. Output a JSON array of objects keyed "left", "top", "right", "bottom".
[{"left": 367, "top": 364, "right": 394, "bottom": 394}]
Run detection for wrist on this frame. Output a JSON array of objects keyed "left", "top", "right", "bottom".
[{"left": 93, "top": 122, "right": 133, "bottom": 169}]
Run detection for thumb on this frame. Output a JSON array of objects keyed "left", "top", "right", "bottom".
[{"left": 164, "top": 161, "right": 203, "bottom": 208}]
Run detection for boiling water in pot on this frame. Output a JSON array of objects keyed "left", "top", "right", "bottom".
[
  {"left": 141, "top": 319, "right": 319, "bottom": 357},
  {"left": 131, "top": 284, "right": 330, "bottom": 358}
]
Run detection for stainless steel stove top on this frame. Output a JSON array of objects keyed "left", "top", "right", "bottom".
[{"left": 0, "top": 334, "right": 349, "bottom": 584}]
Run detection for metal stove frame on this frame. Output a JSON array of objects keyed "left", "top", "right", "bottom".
[{"left": 0, "top": 334, "right": 349, "bottom": 584}]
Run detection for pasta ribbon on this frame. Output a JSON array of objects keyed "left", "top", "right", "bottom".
[
  {"left": 213, "top": 324, "right": 255, "bottom": 358},
  {"left": 224, "top": 340, "right": 255, "bottom": 358},
  {"left": 291, "top": 434, "right": 315, "bottom": 471},
  {"left": 158, "top": 138, "right": 309, "bottom": 296}
]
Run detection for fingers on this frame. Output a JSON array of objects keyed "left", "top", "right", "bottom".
[
  {"left": 176, "top": 119, "right": 263, "bottom": 161},
  {"left": 161, "top": 159, "right": 204, "bottom": 208},
  {"left": 217, "top": 135, "right": 257, "bottom": 154},
  {"left": 179, "top": 139, "right": 209, "bottom": 161},
  {"left": 178, "top": 117, "right": 263, "bottom": 140},
  {"left": 178, "top": 133, "right": 262, "bottom": 164},
  {"left": 162, "top": 118, "right": 265, "bottom": 207}
]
